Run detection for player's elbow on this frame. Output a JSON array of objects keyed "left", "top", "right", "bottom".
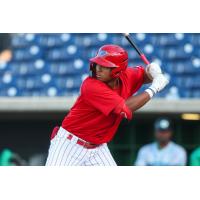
[{"left": 113, "top": 102, "right": 132, "bottom": 120}]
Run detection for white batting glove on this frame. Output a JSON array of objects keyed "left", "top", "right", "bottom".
[
  {"left": 146, "top": 62, "right": 162, "bottom": 80},
  {"left": 145, "top": 74, "right": 169, "bottom": 98}
]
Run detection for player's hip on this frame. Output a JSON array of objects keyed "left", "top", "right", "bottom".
[
  {"left": 50, "top": 126, "right": 102, "bottom": 149},
  {"left": 46, "top": 127, "right": 116, "bottom": 166}
]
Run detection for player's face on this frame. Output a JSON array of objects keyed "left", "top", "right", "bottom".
[
  {"left": 155, "top": 130, "right": 172, "bottom": 143},
  {"left": 95, "top": 64, "right": 113, "bottom": 82}
]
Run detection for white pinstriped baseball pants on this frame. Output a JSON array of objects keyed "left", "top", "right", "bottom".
[{"left": 45, "top": 127, "right": 117, "bottom": 166}]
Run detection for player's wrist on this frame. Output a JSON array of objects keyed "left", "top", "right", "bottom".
[{"left": 145, "top": 87, "right": 156, "bottom": 98}]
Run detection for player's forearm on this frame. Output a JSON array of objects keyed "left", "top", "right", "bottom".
[
  {"left": 143, "top": 70, "right": 153, "bottom": 84},
  {"left": 125, "top": 92, "right": 151, "bottom": 112}
]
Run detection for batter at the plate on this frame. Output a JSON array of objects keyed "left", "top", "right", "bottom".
[{"left": 46, "top": 44, "right": 169, "bottom": 166}]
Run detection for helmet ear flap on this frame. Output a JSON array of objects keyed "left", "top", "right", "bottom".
[
  {"left": 111, "top": 67, "right": 121, "bottom": 78},
  {"left": 111, "top": 58, "right": 128, "bottom": 78}
]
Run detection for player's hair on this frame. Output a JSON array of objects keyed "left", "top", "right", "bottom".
[{"left": 90, "top": 63, "right": 97, "bottom": 78}]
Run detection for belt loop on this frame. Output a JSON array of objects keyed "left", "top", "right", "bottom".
[
  {"left": 71, "top": 134, "right": 78, "bottom": 144},
  {"left": 67, "top": 134, "right": 73, "bottom": 140}
]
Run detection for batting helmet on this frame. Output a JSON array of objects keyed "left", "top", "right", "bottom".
[{"left": 90, "top": 44, "right": 128, "bottom": 78}]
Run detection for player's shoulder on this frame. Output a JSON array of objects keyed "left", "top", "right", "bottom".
[
  {"left": 82, "top": 76, "right": 97, "bottom": 84},
  {"left": 126, "top": 65, "right": 144, "bottom": 72},
  {"left": 170, "top": 142, "right": 186, "bottom": 153},
  {"left": 139, "top": 142, "right": 155, "bottom": 152},
  {"left": 82, "top": 77, "right": 103, "bottom": 87},
  {"left": 122, "top": 65, "right": 145, "bottom": 77},
  {"left": 81, "top": 77, "right": 108, "bottom": 94},
  {"left": 191, "top": 147, "right": 200, "bottom": 157},
  {"left": 192, "top": 147, "right": 200, "bottom": 154}
]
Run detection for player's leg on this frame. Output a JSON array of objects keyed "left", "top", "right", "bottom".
[
  {"left": 83, "top": 144, "right": 117, "bottom": 166},
  {"left": 61, "top": 141, "right": 88, "bottom": 166},
  {"left": 45, "top": 130, "right": 65, "bottom": 166},
  {"left": 46, "top": 128, "right": 88, "bottom": 166},
  {"left": 45, "top": 129, "right": 70, "bottom": 166}
]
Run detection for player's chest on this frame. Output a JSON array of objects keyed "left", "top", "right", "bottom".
[
  {"left": 147, "top": 149, "right": 175, "bottom": 166},
  {"left": 113, "top": 82, "right": 132, "bottom": 99}
]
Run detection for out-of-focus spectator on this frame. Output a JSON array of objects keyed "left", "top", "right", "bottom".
[
  {"left": 134, "top": 118, "right": 187, "bottom": 166},
  {"left": 0, "top": 33, "right": 12, "bottom": 62},
  {"left": 0, "top": 148, "right": 27, "bottom": 166},
  {"left": 190, "top": 147, "right": 200, "bottom": 166}
]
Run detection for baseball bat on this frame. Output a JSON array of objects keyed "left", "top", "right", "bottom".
[{"left": 123, "top": 33, "right": 150, "bottom": 65}]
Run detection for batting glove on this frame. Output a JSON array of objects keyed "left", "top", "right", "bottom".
[
  {"left": 146, "top": 62, "right": 162, "bottom": 80},
  {"left": 145, "top": 74, "right": 169, "bottom": 98}
]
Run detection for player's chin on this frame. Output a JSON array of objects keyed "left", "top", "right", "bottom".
[
  {"left": 96, "top": 76, "right": 106, "bottom": 82},
  {"left": 96, "top": 75, "right": 112, "bottom": 83}
]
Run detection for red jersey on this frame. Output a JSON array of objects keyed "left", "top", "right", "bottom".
[{"left": 62, "top": 66, "right": 145, "bottom": 144}]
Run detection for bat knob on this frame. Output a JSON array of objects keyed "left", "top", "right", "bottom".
[{"left": 123, "top": 33, "right": 130, "bottom": 37}]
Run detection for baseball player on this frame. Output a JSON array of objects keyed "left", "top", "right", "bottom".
[
  {"left": 135, "top": 118, "right": 187, "bottom": 166},
  {"left": 46, "top": 44, "right": 169, "bottom": 166}
]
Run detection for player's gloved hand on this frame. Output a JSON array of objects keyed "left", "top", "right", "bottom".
[
  {"left": 146, "top": 62, "right": 162, "bottom": 80},
  {"left": 145, "top": 74, "right": 169, "bottom": 98}
]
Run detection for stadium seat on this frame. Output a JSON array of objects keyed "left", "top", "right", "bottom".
[
  {"left": 74, "top": 33, "right": 112, "bottom": 48},
  {"left": 48, "top": 59, "right": 87, "bottom": 75},
  {"left": 54, "top": 76, "right": 82, "bottom": 90},
  {"left": 45, "top": 45, "right": 81, "bottom": 61},
  {"left": 11, "top": 34, "right": 38, "bottom": 48},
  {"left": 12, "top": 45, "right": 43, "bottom": 61},
  {"left": 37, "top": 34, "right": 75, "bottom": 48}
]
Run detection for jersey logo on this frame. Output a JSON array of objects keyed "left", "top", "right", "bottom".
[{"left": 97, "top": 50, "right": 107, "bottom": 57}]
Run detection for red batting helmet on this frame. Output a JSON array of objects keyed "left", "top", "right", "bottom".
[{"left": 90, "top": 44, "right": 128, "bottom": 78}]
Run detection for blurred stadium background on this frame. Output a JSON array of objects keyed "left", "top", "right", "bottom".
[{"left": 0, "top": 33, "right": 200, "bottom": 166}]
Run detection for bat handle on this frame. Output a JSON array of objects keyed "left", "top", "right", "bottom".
[{"left": 140, "top": 54, "right": 150, "bottom": 65}]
